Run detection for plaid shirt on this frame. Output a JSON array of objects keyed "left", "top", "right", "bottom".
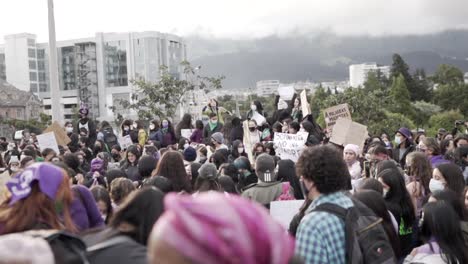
[{"left": 295, "top": 191, "right": 354, "bottom": 264}]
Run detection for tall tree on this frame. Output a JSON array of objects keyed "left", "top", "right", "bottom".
[
  {"left": 310, "top": 84, "right": 329, "bottom": 119},
  {"left": 390, "top": 54, "right": 417, "bottom": 101},
  {"left": 431, "top": 64, "right": 464, "bottom": 86},
  {"left": 412, "top": 68, "right": 431, "bottom": 101},
  {"left": 389, "top": 74, "right": 413, "bottom": 115}
]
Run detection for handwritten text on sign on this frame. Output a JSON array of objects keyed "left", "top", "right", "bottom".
[
  {"left": 324, "top": 103, "right": 352, "bottom": 128},
  {"left": 274, "top": 132, "right": 308, "bottom": 162}
]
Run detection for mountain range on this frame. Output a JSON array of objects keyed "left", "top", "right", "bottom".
[{"left": 186, "top": 30, "right": 468, "bottom": 89}]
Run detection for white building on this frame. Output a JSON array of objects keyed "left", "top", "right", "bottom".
[
  {"left": 0, "top": 32, "right": 186, "bottom": 122},
  {"left": 464, "top": 72, "right": 468, "bottom": 84},
  {"left": 256, "top": 80, "right": 280, "bottom": 96},
  {"left": 349, "top": 63, "right": 390, "bottom": 88}
]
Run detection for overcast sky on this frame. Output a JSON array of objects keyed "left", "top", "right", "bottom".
[{"left": 1, "top": 0, "right": 467, "bottom": 42}]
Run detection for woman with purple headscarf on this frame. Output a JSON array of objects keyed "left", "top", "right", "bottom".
[{"left": 148, "top": 192, "right": 300, "bottom": 264}]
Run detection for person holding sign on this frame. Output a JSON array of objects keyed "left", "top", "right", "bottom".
[
  {"left": 246, "top": 101, "right": 265, "bottom": 120},
  {"left": 202, "top": 98, "right": 231, "bottom": 125},
  {"left": 291, "top": 97, "right": 303, "bottom": 122}
]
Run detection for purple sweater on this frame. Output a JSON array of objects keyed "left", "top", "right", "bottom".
[
  {"left": 70, "top": 185, "right": 104, "bottom": 232},
  {"left": 190, "top": 129, "right": 204, "bottom": 144}
]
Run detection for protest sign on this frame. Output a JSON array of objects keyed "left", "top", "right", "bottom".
[
  {"left": 43, "top": 121, "right": 71, "bottom": 146},
  {"left": 37, "top": 132, "right": 59, "bottom": 154},
  {"left": 242, "top": 120, "right": 255, "bottom": 165},
  {"left": 118, "top": 135, "right": 133, "bottom": 149},
  {"left": 324, "top": 103, "right": 352, "bottom": 129},
  {"left": 14, "top": 130, "right": 23, "bottom": 140},
  {"left": 273, "top": 132, "right": 308, "bottom": 162},
  {"left": 251, "top": 112, "right": 266, "bottom": 126},
  {"left": 300, "top": 90, "right": 310, "bottom": 117},
  {"left": 278, "top": 86, "right": 295, "bottom": 100},
  {"left": 181, "top": 129, "right": 193, "bottom": 139},
  {"left": 329, "top": 117, "right": 368, "bottom": 151},
  {"left": 270, "top": 200, "right": 305, "bottom": 228}
]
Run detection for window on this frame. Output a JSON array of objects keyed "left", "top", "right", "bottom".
[
  {"left": 28, "top": 48, "right": 36, "bottom": 58},
  {"left": 16, "top": 109, "right": 23, "bottom": 118},
  {"left": 27, "top": 39, "right": 35, "bottom": 46},
  {"left": 44, "top": 105, "right": 51, "bottom": 110},
  {"left": 64, "top": 104, "right": 76, "bottom": 109},
  {"left": 29, "top": 72, "right": 37, "bottom": 81},
  {"left": 64, "top": 114, "right": 73, "bottom": 119},
  {"left": 38, "top": 72, "right": 46, "bottom": 82},
  {"left": 37, "top": 49, "right": 45, "bottom": 59},
  {"left": 37, "top": 61, "right": 45, "bottom": 70},
  {"left": 104, "top": 41, "right": 128, "bottom": 87},
  {"left": 29, "top": 60, "right": 36, "bottom": 69},
  {"left": 39, "top": 83, "right": 48, "bottom": 92},
  {"left": 30, "top": 83, "right": 37, "bottom": 91}
]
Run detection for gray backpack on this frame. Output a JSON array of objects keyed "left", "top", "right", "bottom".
[{"left": 313, "top": 198, "right": 396, "bottom": 264}]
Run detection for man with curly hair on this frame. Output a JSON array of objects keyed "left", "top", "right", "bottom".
[{"left": 295, "top": 145, "right": 352, "bottom": 264}]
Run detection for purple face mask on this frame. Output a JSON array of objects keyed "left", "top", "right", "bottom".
[{"left": 6, "top": 163, "right": 65, "bottom": 205}]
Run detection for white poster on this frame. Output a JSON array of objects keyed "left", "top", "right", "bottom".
[
  {"left": 251, "top": 112, "right": 266, "bottom": 126},
  {"left": 181, "top": 129, "right": 194, "bottom": 140},
  {"left": 37, "top": 132, "right": 59, "bottom": 154},
  {"left": 270, "top": 200, "right": 305, "bottom": 228},
  {"left": 278, "top": 86, "right": 295, "bottom": 100},
  {"left": 273, "top": 132, "right": 308, "bottom": 162},
  {"left": 118, "top": 135, "right": 133, "bottom": 149}
]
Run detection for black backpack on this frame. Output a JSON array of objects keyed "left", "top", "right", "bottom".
[
  {"left": 313, "top": 199, "right": 396, "bottom": 264},
  {"left": 24, "top": 230, "right": 90, "bottom": 264},
  {"left": 103, "top": 127, "right": 118, "bottom": 151}
]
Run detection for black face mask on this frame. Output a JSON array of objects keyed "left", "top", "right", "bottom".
[
  {"left": 94, "top": 146, "right": 102, "bottom": 153},
  {"left": 249, "top": 128, "right": 256, "bottom": 132},
  {"left": 112, "top": 153, "right": 120, "bottom": 160}
]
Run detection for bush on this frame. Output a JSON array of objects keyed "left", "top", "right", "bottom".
[{"left": 428, "top": 110, "right": 464, "bottom": 136}]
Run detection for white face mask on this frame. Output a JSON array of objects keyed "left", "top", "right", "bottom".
[
  {"left": 124, "top": 126, "right": 130, "bottom": 131},
  {"left": 65, "top": 127, "right": 73, "bottom": 133},
  {"left": 10, "top": 166, "right": 19, "bottom": 172},
  {"left": 238, "top": 147, "right": 244, "bottom": 154},
  {"left": 7, "top": 146, "right": 13, "bottom": 151},
  {"left": 132, "top": 123, "right": 138, "bottom": 129},
  {"left": 149, "top": 124, "right": 155, "bottom": 130},
  {"left": 251, "top": 105, "right": 257, "bottom": 111},
  {"left": 394, "top": 136, "right": 401, "bottom": 145},
  {"left": 429, "top": 178, "right": 445, "bottom": 193},
  {"left": 184, "top": 143, "right": 189, "bottom": 149}
]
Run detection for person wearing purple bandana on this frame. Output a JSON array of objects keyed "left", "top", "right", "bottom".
[
  {"left": 0, "top": 163, "right": 76, "bottom": 235},
  {"left": 75, "top": 102, "right": 97, "bottom": 147}
]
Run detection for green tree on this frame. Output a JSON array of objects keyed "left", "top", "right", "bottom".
[
  {"left": 431, "top": 64, "right": 464, "bottom": 86},
  {"left": 390, "top": 54, "right": 418, "bottom": 101},
  {"left": 428, "top": 110, "right": 464, "bottom": 136},
  {"left": 310, "top": 85, "right": 329, "bottom": 119},
  {"left": 326, "top": 87, "right": 332, "bottom": 95},
  {"left": 363, "top": 71, "right": 386, "bottom": 93},
  {"left": 388, "top": 74, "right": 413, "bottom": 115},
  {"left": 412, "top": 68, "right": 432, "bottom": 101},
  {"left": 411, "top": 101, "right": 441, "bottom": 127},
  {"left": 111, "top": 61, "right": 224, "bottom": 120},
  {"left": 372, "top": 111, "right": 415, "bottom": 136}
]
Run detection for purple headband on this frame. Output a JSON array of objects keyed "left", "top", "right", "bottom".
[{"left": 6, "top": 163, "right": 65, "bottom": 205}]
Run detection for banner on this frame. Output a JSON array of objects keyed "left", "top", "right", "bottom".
[
  {"left": 270, "top": 200, "right": 305, "bottom": 228},
  {"left": 37, "top": 132, "right": 59, "bottom": 154},
  {"left": 118, "top": 135, "right": 133, "bottom": 150},
  {"left": 181, "top": 129, "right": 194, "bottom": 140},
  {"left": 43, "top": 121, "right": 71, "bottom": 146},
  {"left": 273, "top": 132, "right": 308, "bottom": 162},
  {"left": 324, "top": 103, "right": 352, "bottom": 132},
  {"left": 251, "top": 112, "right": 266, "bottom": 126},
  {"left": 329, "top": 118, "right": 368, "bottom": 151},
  {"left": 300, "top": 89, "right": 310, "bottom": 117}
]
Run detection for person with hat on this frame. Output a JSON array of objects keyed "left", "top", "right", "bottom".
[
  {"left": 241, "top": 154, "right": 291, "bottom": 208},
  {"left": 0, "top": 163, "right": 77, "bottom": 235},
  {"left": 343, "top": 144, "right": 362, "bottom": 185},
  {"left": 193, "top": 163, "right": 221, "bottom": 194},
  {"left": 75, "top": 102, "right": 97, "bottom": 147},
  {"left": 393, "top": 127, "right": 416, "bottom": 168},
  {"left": 210, "top": 132, "right": 228, "bottom": 151}
]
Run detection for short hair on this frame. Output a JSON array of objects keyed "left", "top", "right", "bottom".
[
  {"left": 289, "top": 121, "right": 300, "bottom": 132},
  {"left": 209, "top": 113, "right": 217, "bottom": 118},
  {"left": 296, "top": 145, "right": 350, "bottom": 194},
  {"left": 368, "top": 144, "right": 388, "bottom": 156},
  {"left": 41, "top": 148, "right": 56, "bottom": 158},
  {"left": 422, "top": 137, "right": 441, "bottom": 155}
]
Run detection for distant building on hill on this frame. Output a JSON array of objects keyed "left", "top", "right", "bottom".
[{"left": 349, "top": 63, "right": 390, "bottom": 88}]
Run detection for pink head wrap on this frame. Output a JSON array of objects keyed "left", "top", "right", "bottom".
[{"left": 150, "top": 192, "right": 295, "bottom": 264}]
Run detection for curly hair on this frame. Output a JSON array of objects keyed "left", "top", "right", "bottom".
[
  {"left": 110, "top": 178, "right": 136, "bottom": 205},
  {"left": 296, "top": 145, "right": 350, "bottom": 194}
]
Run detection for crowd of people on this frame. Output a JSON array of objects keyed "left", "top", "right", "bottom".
[{"left": 0, "top": 97, "right": 467, "bottom": 264}]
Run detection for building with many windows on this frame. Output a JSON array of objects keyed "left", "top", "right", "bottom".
[
  {"left": 0, "top": 80, "right": 42, "bottom": 121},
  {"left": 349, "top": 63, "right": 390, "bottom": 88},
  {"left": 0, "top": 31, "right": 186, "bottom": 121}
]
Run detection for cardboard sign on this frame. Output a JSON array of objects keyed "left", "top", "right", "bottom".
[
  {"left": 251, "top": 112, "right": 266, "bottom": 126},
  {"left": 14, "top": 130, "right": 24, "bottom": 140},
  {"left": 37, "top": 132, "right": 59, "bottom": 154},
  {"left": 43, "top": 121, "right": 71, "bottom": 146},
  {"left": 181, "top": 129, "right": 194, "bottom": 140},
  {"left": 278, "top": 86, "right": 295, "bottom": 100},
  {"left": 242, "top": 120, "right": 255, "bottom": 165},
  {"left": 329, "top": 118, "right": 368, "bottom": 151},
  {"left": 300, "top": 90, "right": 310, "bottom": 117},
  {"left": 270, "top": 200, "right": 305, "bottom": 228},
  {"left": 273, "top": 132, "right": 308, "bottom": 162},
  {"left": 324, "top": 103, "right": 352, "bottom": 129},
  {"left": 118, "top": 135, "right": 133, "bottom": 149}
]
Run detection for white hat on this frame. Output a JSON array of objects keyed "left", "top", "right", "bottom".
[{"left": 8, "top": 156, "right": 19, "bottom": 165}]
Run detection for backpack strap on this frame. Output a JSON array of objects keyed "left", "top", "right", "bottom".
[
  {"left": 87, "top": 235, "right": 134, "bottom": 254},
  {"left": 312, "top": 203, "right": 348, "bottom": 220}
]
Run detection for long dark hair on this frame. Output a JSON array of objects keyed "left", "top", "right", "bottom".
[
  {"left": 90, "top": 186, "right": 113, "bottom": 224},
  {"left": 431, "top": 189, "right": 467, "bottom": 221},
  {"left": 406, "top": 152, "right": 431, "bottom": 195},
  {"left": 420, "top": 201, "right": 468, "bottom": 264},
  {"left": 378, "top": 168, "right": 415, "bottom": 229},
  {"left": 277, "top": 159, "right": 303, "bottom": 200},
  {"left": 436, "top": 163, "right": 465, "bottom": 197},
  {"left": 153, "top": 151, "right": 191, "bottom": 193},
  {"left": 252, "top": 100, "right": 264, "bottom": 114},
  {"left": 354, "top": 190, "right": 402, "bottom": 259},
  {"left": 231, "top": 140, "right": 247, "bottom": 159},
  {"left": 110, "top": 187, "right": 164, "bottom": 245}
]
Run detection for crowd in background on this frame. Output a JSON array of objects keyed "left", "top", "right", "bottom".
[{"left": 0, "top": 94, "right": 467, "bottom": 264}]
